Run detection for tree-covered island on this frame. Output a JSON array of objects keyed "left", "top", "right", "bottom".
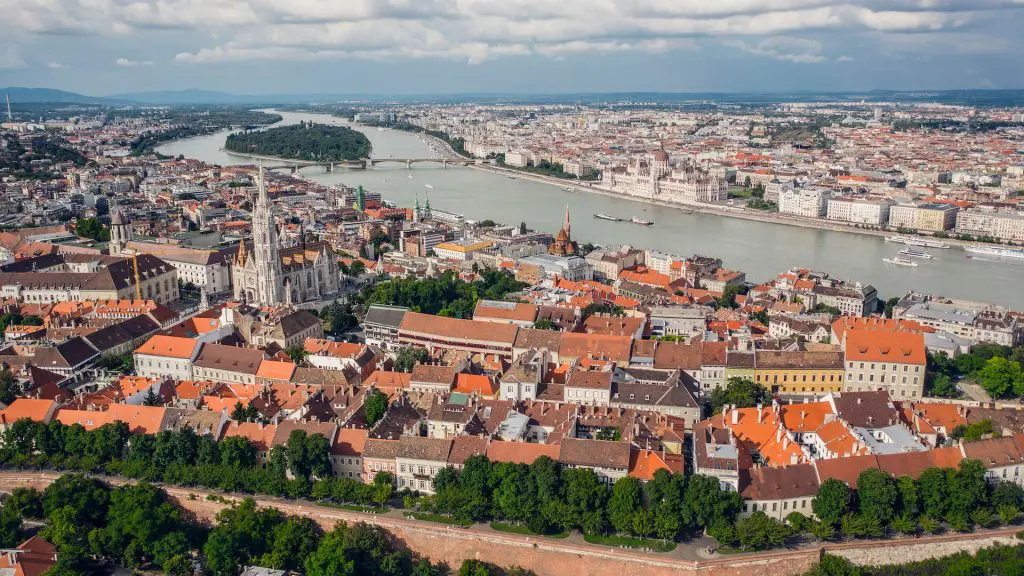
[{"left": 225, "top": 121, "right": 372, "bottom": 162}]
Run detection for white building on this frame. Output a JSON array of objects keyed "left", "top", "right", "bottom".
[
  {"left": 778, "top": 188, "right": 829, "bottom": 218},
  {"left": 955, "top": 206, "right": 1024, "bottom": 242},
  {"left": 826, "top": 197, "right": 894, "bottom": 226}
]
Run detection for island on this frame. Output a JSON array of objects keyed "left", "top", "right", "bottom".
[{"left": 225, "top": 121, "right": 371, "bottom": 162}]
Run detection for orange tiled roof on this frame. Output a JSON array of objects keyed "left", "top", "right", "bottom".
[
  {"left": 628, "top": 449, "right": 674, "bottom": 480},
  {"left": 0, "top": 399, "right": 56, "bottom": 424},
  {"left": 134, "top": 334, "right": 198, "bottom": 359},
  {"left": 256, "top": 359, "right": 296, "bottom": 381},
  {"left": 844, "top": 331, "right": 926, "bottom": 365},
  {"left": 453, "top": 373, "right": 496, "bottom": 396}
]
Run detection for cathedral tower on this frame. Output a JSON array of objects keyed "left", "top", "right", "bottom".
[{"left": 252, "top": 165, "right": 283, "bottom": 306}]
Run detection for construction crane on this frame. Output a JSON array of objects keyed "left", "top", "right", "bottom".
[{"left": 132, "top": 252, "right": 142, "bottom": 301}]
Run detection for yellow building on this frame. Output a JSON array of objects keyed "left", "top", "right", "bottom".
[
  {"left": 432, "top": 240, "right": 494, "bottom": 261},
  {"left": 754, "top": 350, "right": 845, "bottom": 395}
]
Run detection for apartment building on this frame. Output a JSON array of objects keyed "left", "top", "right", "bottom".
[
  {"left": 778, "top": 188, "right": 829, "bottom": 218},
  {"left": 826, "top": 197, "right": 894, "bottom": 226},
  {"left": 842, "top": 331, "right": 926, "bottom": 399},
  {"left": 955, "top": 205, "right": 1024, "bottom": 242},
  {"left": 888, "top": 203, "right": 959, "bottom": 232}
]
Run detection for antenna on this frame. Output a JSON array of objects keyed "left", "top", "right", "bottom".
[{"left": 5, "top": 94, "right": 10, "bottom": 122}]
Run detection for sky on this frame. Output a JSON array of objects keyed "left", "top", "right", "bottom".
[{"left": 1, "top": 0, "right": 1023, "bottom": 96}]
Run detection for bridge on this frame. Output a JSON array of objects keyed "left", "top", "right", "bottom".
[{"left": 225, "top": 150, "right": 489, "bottom": 173}]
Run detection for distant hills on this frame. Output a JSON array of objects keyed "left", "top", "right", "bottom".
[{"left": 3, "top": 86, "right": 1024, "bottom": 107}]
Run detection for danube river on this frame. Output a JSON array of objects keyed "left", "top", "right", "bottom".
[{"left": 157, "top": 111, "right": 1024, "bottom": 309}]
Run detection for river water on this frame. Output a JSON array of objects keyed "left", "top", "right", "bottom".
[{"left": 157, "top": 111, "right": 1024, "bottom": 309}]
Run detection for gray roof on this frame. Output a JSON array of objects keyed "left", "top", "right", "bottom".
[{"left": 364, "top": 304, "right": 409, "bottom": 329}]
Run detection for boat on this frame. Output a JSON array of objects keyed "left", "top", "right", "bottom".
[
  {"left": 631, "top": 216, "right": 654, "bottom": 226},
  {"left": 594, "top": 213, "right": 622, "bottom": 222},
  {"left": 561, "top": 186, "right": 575, "bottom": 193},
  {"left": 507, "top": 175, "right": 517, "bottom": 179},
  {"left": 407, "top": 174, "right": 414, "bottom": 179},
  {"left": 964, "top": 245, "right": 1024, "bottom": 260},
  {"left": 885, "top": 235, "right": 950, "bottom": 249},
  {"left": 898, "top": 248, "right": 933, "bottom": 259},
  {"left": 883, "top": 256, "right": 919, "bottom": 267},
  {"left": 424, "top": 184, "right": 434, "bottom": 189}
]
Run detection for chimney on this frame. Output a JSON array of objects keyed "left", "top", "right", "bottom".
[
  {"left": 731, "top": 408, "right": 738, "bottom": 425},
  {"left": 756, "top": 404, "right": 763, "bottom": 423}
]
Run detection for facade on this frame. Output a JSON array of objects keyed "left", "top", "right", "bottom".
[
  {"left": 126, "top": 240, "right": 234, "bottom": 296},
  {"left": 232, "top": 167, "right": 339, "bottom": 306},
  {"left": 604, "top": 152, "right": 727, "bottom": 204},
  {"left": 888, "top": 203, "right": 959, "bottom": 232},
  {"left": 398, "top": 312, "right": 519, "bottom": 359},
  {"left": 753, "top": 350, "right": 845, "bottom": 395},
  {"left": 563, "top": 370, "right": 613, "bottom": 405},
  {"left": 826, "top": 197, "right": 894, "bottom": 226},
  {"left": 432, "top": 239, "right": 494, "bottom": 261},
  {"left": 395, "top": 436, "right": 452, "bottom": 494},
  {"left": 363, "top": 304, "right": 408, "bottom": 350},
  {"left": 842, "top": 331, "right": 926, "bottom": 399},
  {"left": 895, "top": 294, "right": 1021, "bottom": 347},
  {"left": 778, "top": 188, "right": 829, "bottom": 218},
  {"left": 955, "top": 205, "right": 1024, "bottom": 242},
  {"left": 649, "top": 306, "right": 709, "bottom": 338},
  {"left": 134, "top": 334, "right": 202, "bottom": 379}
]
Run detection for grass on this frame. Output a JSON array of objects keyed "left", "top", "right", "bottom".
[
  {"left": 320, "top": 502, "right": 385, "bottom": 513},
  {"left": 583, "top": 534, "right": 677, "bottom": 553},
  {"left": 406, "top": 511, "right": 473, "bottom": 528},
  {"left": 490, "top": 521, "right": 569, "bottom": 539}
]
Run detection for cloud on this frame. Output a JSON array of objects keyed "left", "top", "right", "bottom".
[
  {"left": 47, "top": 61, "right": 68, "bottom": 69},
  {"left": 3, "top": 0, "right": 1022, "bottom": 66},
  {"left": 836, "top": 55, "right": 855, "bottom": 62},
  {"left": 0, "top": 48, "right": 27, "bottom": 69},
  {"left": 729, "top": 37, "right": 826, "bottom": 63},
  {"left": 116, "top": 57, "right": 154, "bottom": 66}
]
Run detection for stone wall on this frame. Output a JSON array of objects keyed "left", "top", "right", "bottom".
[
  {"left": 5, "top": 472, "right": 1019, "bottom": 576},
  {"left": 826, "top": 530, "right": 1022, "bottom": 566}
]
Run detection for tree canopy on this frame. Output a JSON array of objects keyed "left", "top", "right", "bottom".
[{"left": 225, "top": 122, "right": 372, "bottom": 162}]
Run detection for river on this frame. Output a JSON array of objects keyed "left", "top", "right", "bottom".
[{"left": 157, "top": 110, "right": 1024, "bottom": 309}]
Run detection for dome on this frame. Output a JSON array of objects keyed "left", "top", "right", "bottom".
[{"left": 653, "top": 150, "right": 669, "bottom": 162}]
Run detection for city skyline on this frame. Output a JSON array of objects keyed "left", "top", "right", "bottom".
[{"left": 2, "top": 0, "right": 1024, "bottom": 95}]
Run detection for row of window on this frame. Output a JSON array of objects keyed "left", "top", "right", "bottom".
[
  {"left": 848, "top": 362, "right": 921, "bottom": 372},
  {"left": 744, "top": 498, "right": 809, "bottom": 513},
  {"left": 757, "top": 373, "right": 841, "bottom": 384}
]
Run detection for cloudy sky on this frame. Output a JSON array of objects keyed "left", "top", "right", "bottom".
[{"left": 1, "top": 0, "right": 1023, "bottom": 96}]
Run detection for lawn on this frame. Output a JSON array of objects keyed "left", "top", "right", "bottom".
[
  {"left": 320, "top": 502, "right": 385, "bottom": 513},
  {"left": 406, "top": 511, "right": 473, "bottom": 528},
  {"left": 583, "top": 534, "right": 677, "bottom": 553},
  {"left": 490, "top": 521, "right": 569, "bottom": 539}
]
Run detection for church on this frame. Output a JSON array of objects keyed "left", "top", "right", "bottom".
[{"left": 232, "top": 166, "right": 340, "bottom": 307}]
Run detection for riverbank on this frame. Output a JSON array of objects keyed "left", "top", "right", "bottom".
[{"left": 466, "top": 161, "right": 996, "bottom": 249}]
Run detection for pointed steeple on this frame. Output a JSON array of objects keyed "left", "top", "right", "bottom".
[
  {"left": 563, "top": 204, "right": 571, "bottom": 238},
  {"left": 236, "top": 238, "right": 248, "bottom": 266}
]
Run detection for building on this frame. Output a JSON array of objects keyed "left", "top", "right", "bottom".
[
  {"left": 894, "top": 292, "right": 1022, "bottom": 346},
  {"left": 753, "top": 350, "right": 845, "bottom": 395},
  {"left": 826, "top": 197, "right": 894, "bottom": 226},
  {"left": 133, "top": 334, "right": 203, "bottom": 380},
  {"left": 232, "top": 166, "right": 339, "bottom": 306},
  {"left": 126, "top": 240, "right": 234, "bottom": 296},
  {"left": 778, "top": 188, "right": 829, "bottom": 218},
  {"left": 192, "top": 343, "right": 266, "bottom": 385},
  {"left": 363, "top": 304, "right": 408, "bottom": 350},
  {"left": 517, "top": 253, "right": 593, "bottom": 282},
  {"left": 955, "top": 205, "right": 1024, "bottom": 242},
  {"left": 558, "top": 438, "right": 630, "bottom": 484},
  {"left": 0, "top": 253, "right": 179, "bottom": 305},
  {"left": 399, "top": 312, "right": 519, "bottom": 359},
  {"left": 842, "top": 331, "right": 926, "bottom": 399},
  {"left": 604, "top": 152, "right": 727, "bottom": 204},
  {"left": 888, "top": 203, "right": 959, "bottom": 232},
  {"left": 432, "top": 239, "right": 494, "bottom": 261},
  {"left": 585, "top": 245, "right": 644, "bottom": 282},
  {"left": 649, "top": 306, "right": 709, "bottom": 339},
  {"left": 473, "top": 300, "right": 537, "bottom": 328},
  {"left": 395, "top": 436, "right": 452, "bottom": 493},
  {"left": 548, "top": 206, "right": 578, "bottom": 257},
  {"left": 564, "top": 369, "right": 613, "bottom": 405}
]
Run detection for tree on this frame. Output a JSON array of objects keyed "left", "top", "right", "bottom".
[
  {"left": 750, "top": 309, "right": 769, "bottom": 325},
  {"left": 884, "top": 296, "right": 900, "bottom": 319},
  {"left": 0, "top": 505, "right": 21, "bottom": 549},
  {"left": 977, "top": 356, "right": 1024, "bottom": 398},
  {"left": 813, "top": 479, "right": 851, "bottom": 527},
  {"left": 395, "top": 347, "right": 429, "bottom": 373},
  {"left": 0, "top": 369, "right": 18, "bottom": 405},
  {"left": 364, "top": 390, "right": 389, "bottom": 427},
  {"left": 807, "top": 555, "right": 862, "bottom": 576},
  {"left": 718, "top": 283, "right": 748, "bottom": 309},
  {"left": 607, "top": 477, "right": 643, "bottom": 535},
  {"left": 260, "top": 517, "right": 320, "bottom": 571},
  {"left": 709, "top": 377, "right": 771, "bottom": 414},
  {"left": 890, "top": 513, "right": 917, "bottom": 535},
  {"left": 89, "top": 482, "right": 190, "bottom": 569},
  {"left": 74, "top": 217, "right": 110, "bottom": 242},
  {"left": 855, "top": 469, "right": 898, "bottom": 524},
  {"left": 305, "top": 433, "right": 333, "bottom": 479},
  {"left": 896, "top": 476, "right": 919, "bottom": 517},
  {"left": 6, "top": 487, "right": 43, "bottom": 519},
  {"left": 286, "top": 346, "right": 310, "bottom": 364},
  {"left": 947, "top": 459, "right": 989, "bottom": 517},
  {"left": 372, "top": 472, "right": 394, "bottom": 508},
  {"left": 143, "top": 387, "right": 161, "bottom": 406},
  {"left": 918, "top": 468, "right": 949, "bottom": 519},
  {"left": 735, "top": 512, "right": 789, "bottom": 550},
  {"left": 532, "top": 318, "right": 558, "bottom": 331}
]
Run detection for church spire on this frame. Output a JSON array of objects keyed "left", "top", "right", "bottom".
[{"left": 563, "top": 204, "right": 571, "bottom": 237}]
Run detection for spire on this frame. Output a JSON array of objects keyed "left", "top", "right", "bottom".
[
  {"left": 563, "top": 204, "right": 571, "bottom": 238},
  {"left": 256, "top": 162, "right": 268, "bottom": 204},
  {"left": 236, "top": 239, "right": 248, "bottom": 266}
]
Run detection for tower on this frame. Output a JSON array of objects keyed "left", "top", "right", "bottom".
[
  {"left": 563, "top": 204, "right": 571, "bottom": 239},
  {"left": 252, "top": 164, "right": 283, "bottom": 306},
  {"left": 109, "top": 209, "right": 133, "bottom": 256},
  {"left": 5, "top": 94, "right": 11, "bottom": 122},
  {"left": 354, "top": 185, "right": 366, "bottom": 212}
]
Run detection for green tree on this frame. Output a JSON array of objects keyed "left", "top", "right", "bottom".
[
  {"left": 947, "top": 459, "right": 989, "bottom": 517},
  {"left": 259, "top": 517, "right": 320, "bottom": 571},
  {"left": 918, "top": 467, "right": 949, "bottom": 519},
  {"left": 896, "top": 475, "right": 919, "bottom": 517},
  {"left": 0, "top": 369, "right": 18, "bottom": 405},
  {"left": 220, "top": 435, "right": 257, "bottom": 469},
  {"left": 855, "top": 469, "right": 899, "bottom": 524},
  {"left": 532, "top": 318, "right": 558, "bottom": 331},
  {"left": 0, "top": 505, "right": 21, "bottom": 548},
  {"left": 607, "top": 477, "right": 643, "bottom": 535},
  {"left": 813, "top": 479, "right": 851, "bottom": 527},
  {"left": 735, "top": 512, "right": 789, "bottom": 550},
  {"left": 883, "top": 296, "right": 900, "bottom": 319},
  {"left": 395, "top": 347, "right": 429, "bottom": 373},
  {"left": 709, "top": 377, "right": 771, "bottom": 414},
  {"left": 977, "top": 356, "right": 1024, "bottom": 398},
  {"left": 364, "top": 390, "right": 389, "bottom": 427}
]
